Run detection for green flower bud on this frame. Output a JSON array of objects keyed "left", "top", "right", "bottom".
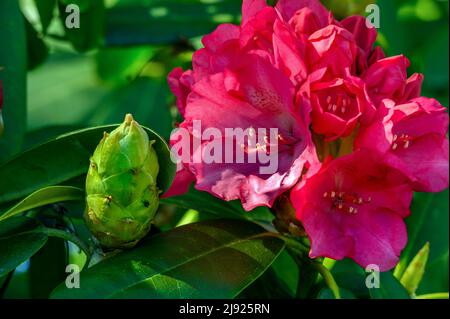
[{"left": 84, "top": 114, "right": 160, "bottom": 249}]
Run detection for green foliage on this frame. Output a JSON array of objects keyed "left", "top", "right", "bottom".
[
  {"left": 51, "top": 219, "right": 284, "bottom": 298},
  {"left": 400, "top": 242, "right": 430, "bottom": 296},
  {"left": 58, "top": 0, "right": 105, "bottom": 52},
  {"left": 0, "top": 217, "right": 48, "bottom": 277},
  {"left": 105, "top": 0, "right": 242, "bottom": 46},
  {"left": 369, "top": 272, "right": 410, "bottom": 299},
  {"left": 29, "top": 238, "right": 67, "bottom": 298},
  {"left": 0, "top": 186, "right": 84, "bottom": 222},
  {"left": 0, "top": 0, "right": 447, "bottom": 300},
  {"left": 395, "top": 190, "right": 449, "bottom": 294},
  {"left": 24, "top": 16, "right": 49, "bottom": 70},
  {"left": 0, "top": 0, "right": 27, "bottom": 162},
  {"left": 33, "top": 0, "right": 57, "bottom": 34},
  {"left": 0, "top": 125, "right": 175, "bottom": 205}
]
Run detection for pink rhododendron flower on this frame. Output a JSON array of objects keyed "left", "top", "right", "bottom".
[
  {"left": 169, "top": 54, "right": 318, "bottom": 211},
  {"left": 355, "top": 98, "right": 449, "bottom": 193},
  {"left": 167, "top": 0, "right": 449, "bottom": 270},
  {"left": 290, "top": 150, "right": 413, "bottom": 271},
  {"left": 307, "top": 24, "right": 357, "bottom": 77},
  {"left": 307, "top": 69, "right": 369, "bottom": 140}
]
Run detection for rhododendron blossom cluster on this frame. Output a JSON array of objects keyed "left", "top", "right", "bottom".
[{"left": 166, "top": 0, "right": 449, "bottom": 271}]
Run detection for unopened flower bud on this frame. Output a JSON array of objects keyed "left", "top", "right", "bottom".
[{"left": 84, "top": 114, "right": 160, "bottom": 249}]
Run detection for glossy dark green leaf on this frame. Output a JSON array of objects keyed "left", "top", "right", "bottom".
[
  {"left": 240, "top": 249, "right": 298, "bottom": 298},
  {"left": 0, "top": 124, "right": 175, "bottom": 204},
  {"left": 0, "top": 0, "right": 27, "bottom": 162},
  {"left": 105, "top": 0, "right": 241, "bottom": 46},
  {"left": 24, "top": 125, "right": 83, "bottom": 150},
  {"left": 34, "top": 0, "right": 57, "bottom": 33},
  {"left": 295, "top": 257, "right": 319, "bottom": 299},
  {"left": 0, "top": 217, "right": 48, "bottom": 277},
  {"left": 51, "top": 219, "right": 284, "bottom": 299},
  {"left": 237, "top": 265, "right": 293, "bottom": 299},
  {"left": 0, "top": 186, "right": 84, "bottom": 222},
  {"left": 29, "top": 237, "right": 67, "bottom": 298},
  {"left": 332, "top": 259, "right": 370, "bottom": 298},
  {"left": 270, "top": 250, "right": 299, "bottom": 297},
  {"left": 58, "top": 0, "right": 105, "bottom": 52},
  {"left": 369, "top": 271, "right": 410, "bottom": 299}
]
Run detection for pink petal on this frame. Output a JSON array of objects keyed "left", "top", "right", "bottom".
[
  {"left": 276, "top": 0, "right": 331, "bottom": 26},
  {"left": 167, "top": 68, "right": 194, "bottom": 117},
  {"left": 202, "top": 24, "right": 240, "bottom": 52},
  {"left": 291, "top": 150, "right": 412, "bottom": 271},
  {"left": 162, "top": 163, "right": 196, "bottom": 198},
  {"left": 242, "top": 0, "right": 268, "bottom": 25}
]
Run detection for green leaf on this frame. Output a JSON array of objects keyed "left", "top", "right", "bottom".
[
  {"left": 269, "top": 249, "right": 299, "bottom": 297},
  {"left": 87, "top": 78, "right": 174, "bottom": 139},
  {"left": 29, "top": 237, "right": 67, "bottom": 298},
  {"left": 369, "top": 271, "right": 410, "bottom": 299},
  {"left": 26, "top": 54, "right": 173, "bottom": 139},
  {"left": 0, "top": 0, "right": 27, "bottom": 162},
  {"left": 162, "top": 185, "right": 274, "bottom": 223},
  {"left": 0, "top": 186, "right": 84, "bottom": 222},
  {"left": 318, "top": 288, "right": 356, "bottom": 299},
  {"left": 0, "top": 124, "right": 175, "bottom": 204},
  {"left": 295, "top": 257, "right": 319, "bottom": 299},
  {"left": 58, "top": 0, "right": 105, "bottom": 52},
  {"left": 51, "top": 219, "right": 284, "bottom": 298},
  {"left": 0, "top": 216, "right": 48, "bottom": 277},
  {"left": 400, "top": 242, "right": 430, "bottom": 296},
  {"left": 161, "top": 186, "right": 244, "bottom": 219},
  {"left": 105, "top": 0, "right": 241, "bottom": 46},
  {"left": 26, "top": 54, "right": 108, "bottom": 131},
  {"left": 34, "top": 0, "right": 57, "bottom": 33},
  {"left": 331, "top": 259, "right": 370, "bottom": 298},
  {"left": 95, "top": 47, "right": 157, "bottom": 86},
  {"left": 395, "top": 190, "right": 449, "bottom": 294},
  {"left": 237, "top": 264, "right": 294, "bottom": 299}
]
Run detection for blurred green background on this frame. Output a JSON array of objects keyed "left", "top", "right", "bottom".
[{"left": 0, "top": 0, "right": 448, "bottom": 299}]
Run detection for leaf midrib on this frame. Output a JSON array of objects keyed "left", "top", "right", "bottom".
[{"left": 100, "top": 231, "right": 280, "bottom": 298}]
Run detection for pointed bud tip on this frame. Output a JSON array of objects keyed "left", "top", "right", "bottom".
[{"left": 124, "top": 114, "right": 134, "bottom": 124}]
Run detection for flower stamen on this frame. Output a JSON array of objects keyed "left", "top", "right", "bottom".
[{"left": 323, "top": 190, "right": 371, "bottom": 215}]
